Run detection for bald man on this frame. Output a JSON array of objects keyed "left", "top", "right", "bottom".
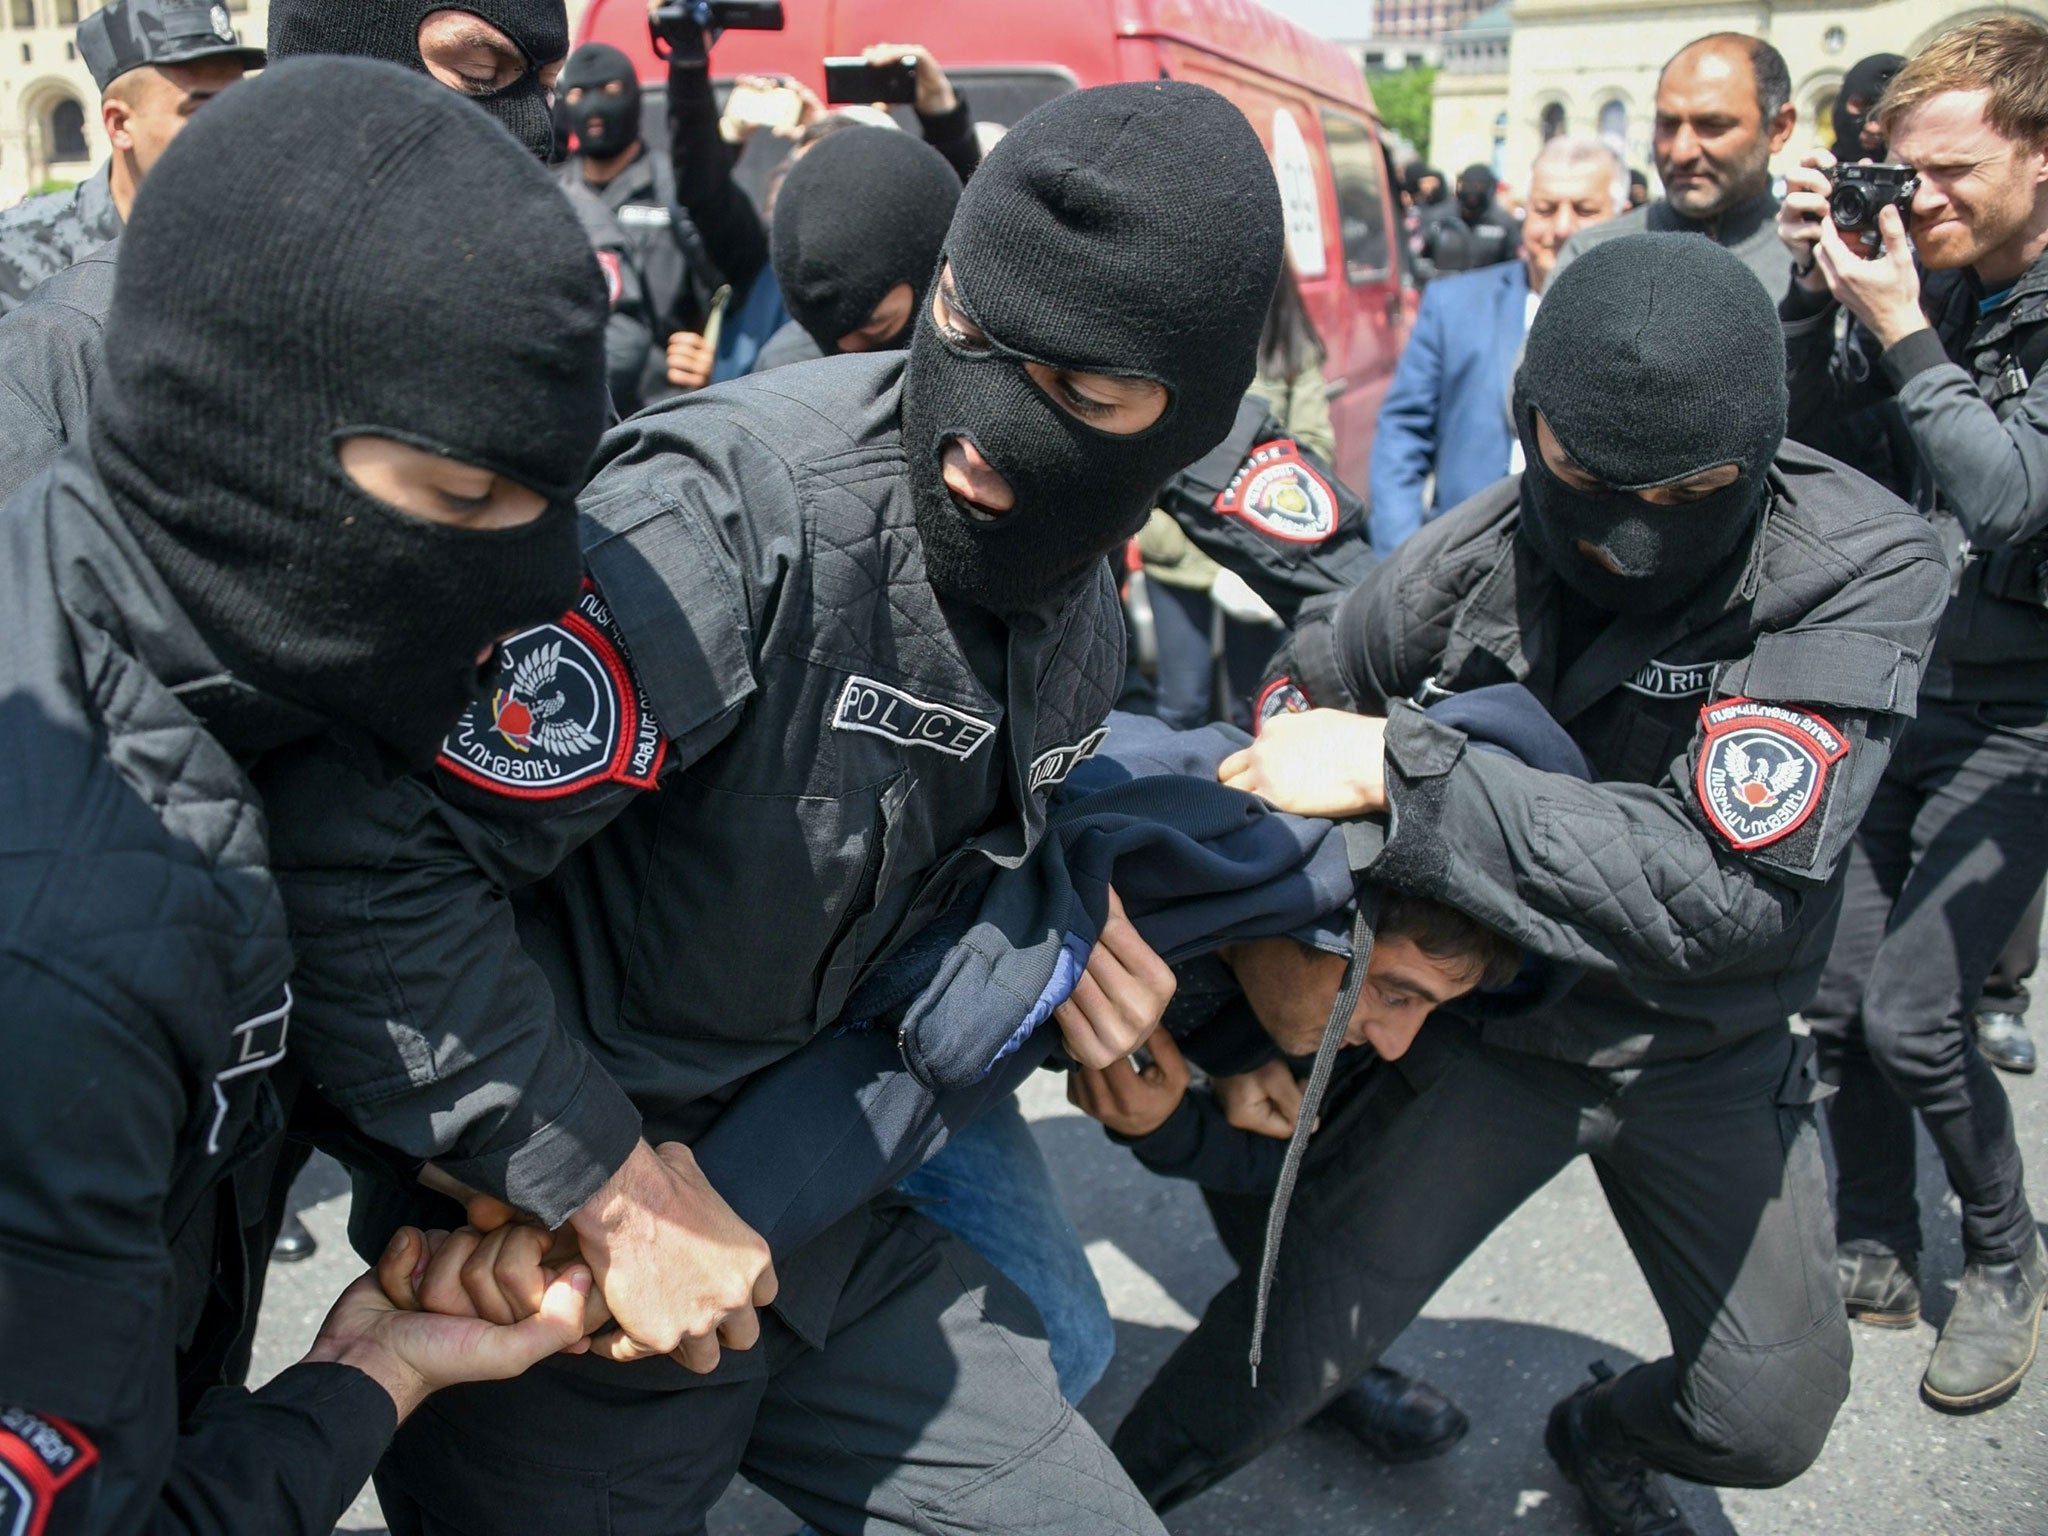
[{"left": 1555, "top": 32, "right": 1797, "bottom": 297}]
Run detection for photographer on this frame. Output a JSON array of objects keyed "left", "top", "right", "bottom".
[{"left": 1779, "top": 14, "right": 2048, "bottom": 1414}]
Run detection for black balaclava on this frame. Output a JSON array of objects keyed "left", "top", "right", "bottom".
[
  {"left": 1512, "top": 233, "right": 1785, "bottom": 616},
  {"left": 267, "top": 0, "right": 569, "bottom": 159},
  {"left": 773, "top": 126, "right": 961, "bottom": 355},
  {"left": 92, "top": 57, "right": 609, "bottom": 767},
  {"left": 1456, "top": 164, "right": 1495, "bottom": 218},
  {"left": 1833, "top": 53, "right": 1906, "bottom": 163},
  {"left": 902, "top": 81, "right": 1284, "bottom": 615},
  {"left": 560, "top": 41, "right": 641, "bottom": 160}
]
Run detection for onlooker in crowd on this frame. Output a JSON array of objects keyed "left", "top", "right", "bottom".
[
  {"left": 1556, "top": 32, "right": 1796, "bottom": 296},
  {"left": 0, "top": 0, "right": 571, "bottom": 500},
  {"left": 1627, "top": 166, "right": 1650, "bottom": 208},
  {"left": 661, "top": 30, "right": 982, "bottom": 391},
  {"left": 1419, "top": 163, "right": 1521, "bottom": 276},
  {"left": 1404, "top": 162, "right": 1452, "bottom": 281},
  {"left": 1780, "top": 13, "right": 2048, "bottom": 1413},
  {"left": 1116, "top": 233, "right": 1948, "bottom": 1536},
  {"left": 0, "top": 0, "right": 260, "bottom": 313},
  {"left": 1832, "top": 52, "right": 1907, "bottom": 162},
  {"left": 555, "top": 40, "right": 721, "bottom": 408},
  {"left": 752, "top": 124, "right": 961, "bottom": 373},
  {"left": 1136, "top": 264, "right": 1334, "bottom": 729},
  {"left": 0, "top": 57, "right": 613, "bottom": 1536},
  {"left": 1370, "top": 135, "right": 1621, "bottom": 554}
]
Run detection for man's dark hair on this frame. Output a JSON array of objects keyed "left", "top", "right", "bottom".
[
  {"left": 1377, "top": 886, "right": 1522, "bottom": 991},
  {"left": 1667, "top": 33, "right": 1792, "bottom": 121}
]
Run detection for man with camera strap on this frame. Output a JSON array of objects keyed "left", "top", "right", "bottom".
[{"left": 1780, "top": 13, "right": 2048, "bottom": 1415}]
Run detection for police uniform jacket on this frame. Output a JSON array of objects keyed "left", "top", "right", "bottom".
[
  {"left": 0, "top": 453, "right": 394, "bottom": 1535},
  {"left": 263, "top": 353, "right": 1125, "bottom": 1347},
  {"left": 0, "top": 243, "right": 113, "bottom": 503},
  {"left": 1784, "top": 248, "right": 2048, "bottom": 702},
  {"left": 1267, "top": 441, "right": 1949, "bottom": 1066},
  {"left": 0, "top": 162, "right": 121, "bottom": 315}
]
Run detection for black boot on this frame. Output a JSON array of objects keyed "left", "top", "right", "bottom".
[
  {"left": 1838, "top": 1242, "right": 1921, "bottom": 1328},
  {"left": 1922, "top": 1231, "right": 2048, "bottom": 1412},
  {"left": 1544, "top": 1363, "right": 1694, "bottom": 1536},
  {"left": 271, "top": 1212, "right": 318, "bottom": 1263},
  {"left": 1973, "top": 1010, "right": 2037, "bottom": 1075},
  {"left": 1318, "top": 1365, "right": 1469, "bottom": 1463}
]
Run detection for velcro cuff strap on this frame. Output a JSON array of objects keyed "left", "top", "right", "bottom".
[{"left": 1383, "top": 699, "right": 1469, "bottom": 779}]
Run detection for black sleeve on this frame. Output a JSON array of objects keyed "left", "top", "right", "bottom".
[
  {"left": 917, "top": 94, "right": 980, "bottom": 184},
  {"left": 1114, "top": 1089, "right": 1286, "bottom": 1195},
  {"left": 0, "top": 294, "right": 99, "bottom": 502},
  {"left": 666, "top": 61, "right": 768, "bottom": 300},
  {"left": 688, "top": 1025, "right": 1057, "bottom": 1261},
  {"left": 1781, "top": 285, "right": 1896, "bottom": 451}
]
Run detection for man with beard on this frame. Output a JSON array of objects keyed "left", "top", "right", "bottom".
[
  {"left": 1112, "top": 234, "right": 1948, "bottom": 1536},
  {"left": 0, "top": 58, "right": 615, "bottom": 1536},
  {"left": 1781, "top": 14, "right": 2048, "bottom": 1412},
  {"left": 262, "top": 80, "right": 1282, "bottom": 1534},
  {"left": 1556, "top": 33, "right": 1797, "bottom": 297},
  {"left": 0, "top": 0, "right": 576, "bottom": 500}
]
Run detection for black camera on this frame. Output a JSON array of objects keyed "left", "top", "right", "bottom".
[
  {"left": 649, "top": 1, "right": 784, "bottom": 66},
  {"left": 1828, "top": 162, "right": 1919, "bottom": 246}
]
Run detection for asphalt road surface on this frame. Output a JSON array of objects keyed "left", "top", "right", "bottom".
[{"left": 254, "top": 1032, "right": 2048, "bottom": 1536}]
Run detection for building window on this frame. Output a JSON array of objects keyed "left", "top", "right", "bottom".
[
  {"left": 54, "top": 0, "right": 74, "bottom": 21},
  {"left": 1321, "top": 110, "right": 1391, "bottom": 285},
  {"left": 48, "top": 96, "right": 88, "bottom": 160},
  {"left": 11, "top": 1, "right": 34, "bottom": 30},
  {"left": 1540, "top": 102, "right": 1566, "bottom": 141},
  {"left": 1599, "top": 99, "right": 1627, "bottom": 153}
]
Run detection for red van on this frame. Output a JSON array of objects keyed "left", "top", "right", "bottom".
[{"left": 579, "top": 0, "right": 1414, "bottom": 488}]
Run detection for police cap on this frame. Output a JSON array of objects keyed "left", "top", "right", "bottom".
[{"left": 78, "top": 0, "right": 266, "bottom": 93}]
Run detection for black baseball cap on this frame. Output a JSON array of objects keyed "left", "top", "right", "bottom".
[{"left": 78, "top": 0, "right": 266, "bottom": 92}]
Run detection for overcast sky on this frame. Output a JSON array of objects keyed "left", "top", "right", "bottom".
[{"left": 1257, "top": 0, "right": 1374, "bottom": 42}]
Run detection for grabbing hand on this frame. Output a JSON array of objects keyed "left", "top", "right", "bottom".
[
  {"left": 1212, "top": 1059, "right": 1309, "bottom": 1141},
  {"left": 1067, "top": 1027, "right": 1190, "bottom": 1138},
  {"left": 307, "top": 1227, "right": 591, "bottom": 1422},
  {"left": 569, "top": 1139, "right": 777, "bottom": 1373},
  {"left": 1219, "top": 708, "right": 1388, "bottom": 817},
  {"left": 1813, "top": 203, "right": 1928, "bottom": 349},
  {"left": 666, "top": 330, "right": 714, "bottom": 390},
  {"left": 378, "top": 1221, "right": 613, "bottom": 1340},
  {"left": 1055, "top": 886, "right": 1177, "bottom": 1070}
]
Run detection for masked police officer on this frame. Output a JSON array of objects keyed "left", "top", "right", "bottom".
[
  {"left": 1115, "top": 234, "right": 1949, "bottom": 1536},
  {"left": 0, "top": 59, "right": 612, "bottom": 1536},
  {"left": 0, "top": 0, "right": 260, "bottom": 314},
  {"left": 261, "top": 81, "right": 1282, "bottom": 1534}
]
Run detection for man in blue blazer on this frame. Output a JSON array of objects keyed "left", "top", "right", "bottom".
[{"left": 1370, "top": 137, "right": 1624, "bottom": 553}]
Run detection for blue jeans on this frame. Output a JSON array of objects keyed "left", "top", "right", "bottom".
[{"left": 901, "top": 1094, "right": 1116, "bottom": 1406}]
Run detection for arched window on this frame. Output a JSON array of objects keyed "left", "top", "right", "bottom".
[
  {"left": 48, "top": 96, "right": 87, "bottom": 161},
  {"left": 1599, "top": 99, "right": 1627, "bottom": 153},
  {"left": 1540, "top": 102, "right": 1566, "bottom": 141}
]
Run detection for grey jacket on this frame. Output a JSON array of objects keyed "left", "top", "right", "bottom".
[
  {"left": 1269, "top": 442, "right": 1949, "bottom": 1065},
  {"left": 1784, "top": 250, "right": 2048, "bottom": 700},
  {"left": 0, "top": 161, "right": 121, "bottom": 314},
  {"left": 1556, "top": 187, "right": 1790, "bottom": 302},
  {"left": 0, "top": 451, "right": 395, "bottom": 1535},
  {"left": 0, "top": 241, "right": 113, "bottom": 501}
]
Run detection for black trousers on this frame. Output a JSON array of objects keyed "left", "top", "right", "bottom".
[
  {"left": 1974, "top": 879, "right": 2043, "bottom": 1013},
  {"left": 1807, "top": 695, "right": 2046, "bottom": 1264},
  {"left": 375, "top": 1203, "right": 1162, "bottom": 1536},
  {"left": 1110, "top": 1020, "right": 1851, "bottom": 1511}
]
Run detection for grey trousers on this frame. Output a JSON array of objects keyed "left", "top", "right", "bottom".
[
  {"left": 1112, "top": 1019, "right": 1851, "bottom": 1511},
  {"left": 376, "top": 1203, "right": 1163, "bottom": 1536}
]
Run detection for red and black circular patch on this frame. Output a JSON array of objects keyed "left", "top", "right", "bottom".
[
  {"left": 1694, "top": 697, "right": 1848, "bottom": 850},
  {"left": 1215, "top": 440, "right": 1339, "bottom": 545},
  {"left": 1254, "top": 676, "right": 1311, "bottom": 733}
]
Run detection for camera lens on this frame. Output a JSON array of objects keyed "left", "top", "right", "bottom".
[{"left": 1831, "top": 185, "right": 1872, "bottom": 227}]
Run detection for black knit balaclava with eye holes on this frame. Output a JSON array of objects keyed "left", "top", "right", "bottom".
[
  {"left": 901, "top": 81, "right": 1285, "bottom": 616},
  {"left": 92, "top": 58, "right": 609, "bottom": 766}
]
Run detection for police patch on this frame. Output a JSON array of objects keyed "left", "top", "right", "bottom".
[
  {"left": 0, "top": 1407, "right": 96, "bottom": 1536},
  {"left": 595, "top": 250, "right": 624, "bottom": 309},
  {"left": 210, "top": 4, "right": 233, "bottom": 39},
  {"left": 1254, "top": 676, "right": 1310, "bottom": 732},
  {"left": 1622, "top": 657, "right": 1714, "bottom": 699},
  {"left": 1695, "top": 697, "right": 1848, "bottom": 850},
  {"left": 834, "top": 676, "right": 996, "bottom": 759},
  {"left": 438, "top": 583, "right": 667, "bottom": 800},
  {"left": 1215, "top": 440, "right": 1339, "bottom": 544},
  {"left": 1029, "top": 726, "right": 1109, "bottom": 793}
]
